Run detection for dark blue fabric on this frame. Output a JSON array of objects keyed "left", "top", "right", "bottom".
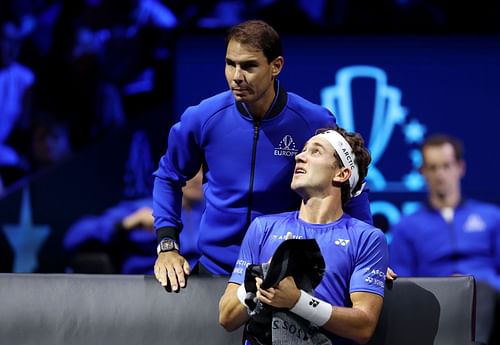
[
  {"left": 153, "top": 84, "right": 373, "bottom": 274},
  {"left": 390, "top": 199, "right": 500, "bottom": 290}
]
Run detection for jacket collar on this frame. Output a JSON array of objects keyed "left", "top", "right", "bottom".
[{"left": 236, "top": 80, "right": 287, "bottom": 120}]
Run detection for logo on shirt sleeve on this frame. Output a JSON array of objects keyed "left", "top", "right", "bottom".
[
  {"left": 364, "top": 267, "right": 385, "bottom": 288},
  {"left": 232, "top": 259, "right": 250, "bottom": 275}
]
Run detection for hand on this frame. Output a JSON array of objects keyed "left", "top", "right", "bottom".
[
  {"left": 154, "top": 251, "right": 190, "bottom": 292},
  {"left": 256, "top": 276, "right": 300, "bottom": 309},
  {"left": 386, "top": 267, "right": 398, "bottom": 281},
  {"left": 121, "top": 207, "right": 154, "bottom": 231}
]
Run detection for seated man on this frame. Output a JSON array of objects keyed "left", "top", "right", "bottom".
[
  {"left": 64, "top": 169, "right": 204, "bottom": 274},
  {"left": 219, "top": 128, "right": 388, "bottom": 344},
  {"left": 389, "top": 134, "right": 500, "bottom": 345}
]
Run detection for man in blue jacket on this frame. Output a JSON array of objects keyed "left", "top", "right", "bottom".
[
  {"left": 390, "top": 134, "right": 500, "bottom": 344},
  {"left": 153, "top": 20, "right": 372, "bottom": 292}
]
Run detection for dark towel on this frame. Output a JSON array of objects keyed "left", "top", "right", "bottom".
[{"left": 242, "top": 239, "right": 331, "bottom": 345}]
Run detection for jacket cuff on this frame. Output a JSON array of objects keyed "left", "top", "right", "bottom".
[{"left": 156, "top": 226, "right": 180, "bottom": 244}]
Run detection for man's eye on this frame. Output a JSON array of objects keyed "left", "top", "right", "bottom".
[{"left": 242, "top": 64, "right": 257, "bottom": 70}]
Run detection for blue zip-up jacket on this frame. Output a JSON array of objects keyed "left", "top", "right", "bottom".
[
  {"left": 390, "top": 199, "right": 500, "bottom": 291},
  {"left": 153, "top": 83, "right": 372, "bottom": 274}
]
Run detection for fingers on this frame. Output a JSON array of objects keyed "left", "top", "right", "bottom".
[
  {"left": 154, "top": 252, "right": 189, "bottom": 292},
  {"left": 165, "top": 265, "right": 184, "bottom": 292},
  {"left": 256, "top": 286, "right": 274, "bottom": 305},
  {"left": 255, "top": 276, "right": 300, "bottom": 309},
  {"left": 183, "top": 260, "right": 191, "bottom": 276},
  {"left": 386, "top": 267, "right": 398, "bottom": 281},
  {"left": 154, "top": 261, "right": 167, "bottom": 286},
  {"left": 255, "top": 277, "right": 274, "bottom": 304}
]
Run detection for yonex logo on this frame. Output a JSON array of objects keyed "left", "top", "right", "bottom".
[
  {"left": 334, "top": 239, "right": 350, "bottom": 246},
  {"left": 274, "top": 135, "right": 299, "bottom": 157},
  {"left": 309, "top": 299, "right": 319, "bottom": 307}
]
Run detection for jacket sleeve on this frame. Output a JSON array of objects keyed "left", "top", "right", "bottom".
[
  {"left": 152, "top": 106, "right": 204, "bottom": 244},
  {"left": 343, "top": 189, "right": 373, "bottom": 225}
]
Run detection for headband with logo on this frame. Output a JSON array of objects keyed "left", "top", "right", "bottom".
[{"left": 316, "top": 130, "right": 359, "bottom": 196}]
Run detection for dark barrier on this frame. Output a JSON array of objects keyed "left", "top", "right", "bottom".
[{"left": 0, "top": 274, "right": 475, "bottom": 345}]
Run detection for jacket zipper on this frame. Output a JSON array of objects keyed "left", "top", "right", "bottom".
[
  {"left": 246, "top": 120, "right": 260, "bottom": 228},
  {"left": 444, "top": 213, "right": 458, "bottom": 273}
]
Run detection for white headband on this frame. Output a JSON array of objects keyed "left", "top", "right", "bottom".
[{"left": 316, "top": 130, "right": 359, "bottom": 196}]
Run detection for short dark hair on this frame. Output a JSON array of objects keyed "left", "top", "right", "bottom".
[
  {"left": 317, "top": 127, "right": 371, "bottom": 206},
  {"left": 421, "top": 134, "right": 464, "bottom": 163},
  {"left": 226, "top": 20, "right": 282, "bottom": 63}
]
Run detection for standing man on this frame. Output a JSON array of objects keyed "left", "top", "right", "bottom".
[
  {"left": 219, "top": 128, "right": 388, "bottom": 344},
  {"left": 389, "top": 134, "right": 500, "bottom": 345},
  {"left": 153, "top": 20, "right": 372, "bottom": 291}
]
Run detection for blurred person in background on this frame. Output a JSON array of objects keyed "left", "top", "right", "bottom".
[
  {"left": 0, "top": 19, "right": 35, "bottom": 194},
  {"left": 63, "top": 131, "right": 203, "bottom": 274},
  {"left": 389, "top": 134, "right": 500, "bottom": 345}
]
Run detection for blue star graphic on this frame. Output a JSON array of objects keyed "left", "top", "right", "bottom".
[
  {"left": 409, "top": 149, "right": 422, "bottom": 169},
  {"left": 3, "top": 187, "right": 51, "bottom": 272},
  {"left": 403, "top": 171, "right": 425, "bottom": 191},
  {"left": 404, "top": 119, "right": 426, "bottom": 144}
]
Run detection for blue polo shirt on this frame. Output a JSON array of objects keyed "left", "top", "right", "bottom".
[{"left": 230, "top": 211, "right": 388, "bottom": 344}]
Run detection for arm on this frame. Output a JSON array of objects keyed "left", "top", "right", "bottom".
[
  {"left": 256, "top": 277, "right": 382, "bottom": 344},
  {"left": 153, "top": 110, "right": 204, "bottom": 291},
  {"left": 219, "top": 218, "right": 263, "bottom": 331},
  {"left": 121, "top": 207, "right": 154, "bottom": 231},
  {"left": 64, "top": 201, "right": 141, "bottom": 251},
  {"left": 323, "top": 291, "right": 382, "bottom": 344},
  {"left": 219, "top": 283, "right": 250, "bottom": 331}
]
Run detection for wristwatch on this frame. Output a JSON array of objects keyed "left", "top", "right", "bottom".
[{"left": 157, "top": 238, "right": 180, "bottom": 254}]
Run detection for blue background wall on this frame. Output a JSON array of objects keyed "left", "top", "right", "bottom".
[
  {"left": 1, "top": 33, "right": 499, "bottom": 272},
  {"left": 175, "top": 34, "right": 500, "bottom": 228}
]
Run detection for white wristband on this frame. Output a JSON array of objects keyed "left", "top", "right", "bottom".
[
  {"left": 290, "top": 290, "right": 332, "bottom": 326},
  {"left": 237, "top": 284, "right": 247, "bottom": 306}
]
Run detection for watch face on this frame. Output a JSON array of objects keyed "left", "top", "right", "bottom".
[
  {"left": 160, "top": 240, "right": 174, "bottom": 252},
  {"left": 160, "top": 240, "right": 178, "bottom": 252}
]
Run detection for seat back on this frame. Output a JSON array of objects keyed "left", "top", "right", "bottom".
[
  {"left": 0, "top": 273, "right": 242, "bottom": 345},
  {"left": 368, "top": 275, "right": 476, "bottom": 345},
  {"left": 0, "top": 274, "right": 475, "bottom": 345}
]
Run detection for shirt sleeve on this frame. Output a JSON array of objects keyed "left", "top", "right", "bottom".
[
  {"left": 228, "top": 218, "right": 264, "bottom": 285},
  {"left": 152, "top": 106, "right": 204, "bottom": 241},
  {"left": 350, "top": 229, "right": 388, "bottom": 297}
]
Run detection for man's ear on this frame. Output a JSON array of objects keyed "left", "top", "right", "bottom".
[
  {"left": 333, "top": 167, "right": 351, "bottom": 184},
  {"left": 271, "top": 56, "right": 284, "bottom": 77}
]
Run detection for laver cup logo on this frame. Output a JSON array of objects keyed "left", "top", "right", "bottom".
[
  {"left": 274, "top": 134, "right": 299, "bottom": 157},
  {"left": 321, "top": 66, "right": 428, "bottom": 193}
]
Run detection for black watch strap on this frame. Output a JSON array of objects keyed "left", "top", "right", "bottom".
[{"left": 156, "top": 226, "right": 180, "bottom": 244}]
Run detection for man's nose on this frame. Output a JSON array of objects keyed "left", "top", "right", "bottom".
[
  {"left": 233, "top": 67, "right": 243, "bottom": 82},
  {"left": 295, "top": 151, "right": 306, "bottom": 162}
]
